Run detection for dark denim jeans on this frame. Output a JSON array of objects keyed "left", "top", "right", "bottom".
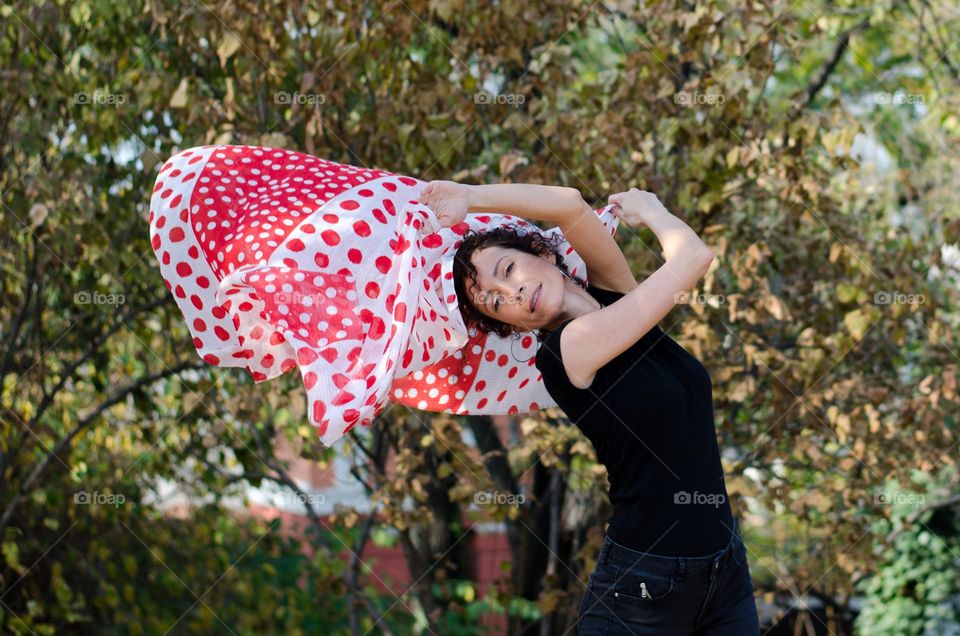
[{"left": 577, "top": 521, "right": 760, "bottom": 635}]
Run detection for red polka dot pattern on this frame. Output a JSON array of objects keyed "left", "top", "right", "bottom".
[{"left": 148, "top": 144, "right": 622, "bottom": 446}]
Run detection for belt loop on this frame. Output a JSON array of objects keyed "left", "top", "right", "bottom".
[
  {"left": 728, "top": 519, "right": 738, "bottom": 551},
  {"left": 725, "top": 527, "right": 738, "bottom": 564},
  {"left": 607, "top": 536, "right": 617, "bottom": 565}
]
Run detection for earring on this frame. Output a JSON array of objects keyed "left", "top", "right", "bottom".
[{"left": 509, "top": 332, "right": 536, "bottom": 363}]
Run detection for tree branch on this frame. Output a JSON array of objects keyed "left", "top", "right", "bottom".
[
  {"left": 0, "top": 359, "right": 206, "bottom": 537},
  {"left": 794, "top": 19, "right": 870, "bottom": 113}
]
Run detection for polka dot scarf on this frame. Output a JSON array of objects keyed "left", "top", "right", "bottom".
[{"left": 148, "top": 145, "right": 621, "bottom": 445}]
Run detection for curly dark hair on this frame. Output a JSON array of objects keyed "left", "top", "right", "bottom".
[{"left": 452, "top": 222, "right": 588, "bottom": 343}]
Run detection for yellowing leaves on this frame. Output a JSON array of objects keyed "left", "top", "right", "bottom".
[
  {"left": 536, "top": 588, "right": 565, "bottom": 614},
  {"left": 822, "top": 124, "right": 861, "bottom": 155},
  {"left": 864, "top": 403, "right": 882, "bottom": 433},
  {"left": 2, "top": 542, "right": 27, "bottom": 577},
  {"left": 217, "top": 32, "right": 243, "bottom": 68},
  {"left": 499, "top": 150, "right": 528, "bottom": 178},
  {"left": 835, "top": 283, "right": 866, "bottom": 304},
  {"left": 729, "top": 376, "right": 756, "bottom": 402},
  {"left": 428, "top": 0, "right": 458, "bottom": 22},
  {"left": 520, "top": 417, "right": 540, "bottom": 436},
  {"left": 726, "top": 146, "right": 741, "bottom": 169},
  {"left": 799, "top": 347, "right": 826, "bottom": 376},
  {"left": 169, "top": 77, "right": 189, "bottom": 109},
  {"left": 843, "top": 308, "right": 874, "bottom": 340},
  {"left": 447, "top": 483, "right": 474, "bottom": 501},
  {"left": 2, "top": 372, "right": 18, "bottom": 409},
  {"left": 28, "top": 203, "right": 49, "bottom": 229},
  {"left": 828, "top": 242, "right": 845, "bottom": 263},
  {"left": 762, "top": 294, "right": 792, "bottom": 321},
  {"left": 826, "top": 405, "right": 853, "bottom": 443}
]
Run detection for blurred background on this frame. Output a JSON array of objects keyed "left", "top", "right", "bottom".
[{"left": 1, "top": 0, "right": 959, "bottom": 634}]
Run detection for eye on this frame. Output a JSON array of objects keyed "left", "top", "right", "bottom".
[
  {"left": 494, "top": 296, "right": 500, "bottom": 311},
  {"left": 506, "top": 262, "right": 514, "bottom": 274}
]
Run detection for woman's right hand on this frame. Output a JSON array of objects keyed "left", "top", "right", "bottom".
[
  {"left": 420, "top": 180, "right": 470, "bottom": 229},
  {"left": 608, "top": 188, "right": 669, "bottom": 228}
]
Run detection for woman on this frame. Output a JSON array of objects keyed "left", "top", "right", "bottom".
[{"left": 420, "top": 180, "right": 761, "bottom": 635}]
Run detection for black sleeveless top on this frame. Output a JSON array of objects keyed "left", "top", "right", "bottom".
[{"left": 534, "top": 284, "right": 734, "bottom": 557}]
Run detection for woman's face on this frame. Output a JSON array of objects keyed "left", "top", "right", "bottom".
[{"left": 464, "top": 246, "right": 563, "bottom": 333}]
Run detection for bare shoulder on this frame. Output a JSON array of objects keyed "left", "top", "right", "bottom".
[{"left": 560, "top": 251, "right": 713, "bottom": 390}]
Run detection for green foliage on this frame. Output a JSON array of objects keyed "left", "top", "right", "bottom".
[
  {"left": 1, "top": 506, "right": 415, "bottom": 635},
  {"left": 428, "top": 579, "right": 542, "bottom": 636},
  {"left": 855, "top": 467, "right": 960, "bottom": 635}
]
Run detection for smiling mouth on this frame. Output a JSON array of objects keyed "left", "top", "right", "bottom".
[{"left": 530, "top": 284, "right": 541, "bottom": 312}]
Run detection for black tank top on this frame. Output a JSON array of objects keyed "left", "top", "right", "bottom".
[{"left": 534, "top": 283, "right": 734, "bottom": 557}]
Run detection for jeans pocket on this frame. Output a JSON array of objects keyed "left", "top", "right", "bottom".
[
  {"left": 732, "top": 538, "right": 749, "bottom": 571},
  {"left": 613, "top": 569, "right": 678, "bottom": 605}
]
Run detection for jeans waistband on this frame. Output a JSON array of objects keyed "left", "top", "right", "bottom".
[{"left": 598, "top": 518, "right": 742, "bottom": 577}]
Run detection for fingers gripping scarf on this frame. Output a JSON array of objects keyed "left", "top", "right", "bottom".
[{"left": 148, "top": 145, "right": 621, "bottom": 445}]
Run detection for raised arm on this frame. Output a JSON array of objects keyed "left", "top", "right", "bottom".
[
  {"left": 559, "top": 190, "right": 714, "bottom": 389},
  {"left": 419, "top": 180, "right": 584, "bottom": 226},
  {"left": 466, "top": 183, "right": 584, "bottom": 223},
  {"left": 420, "top": 180, "right": 637, "bottom": 292}
]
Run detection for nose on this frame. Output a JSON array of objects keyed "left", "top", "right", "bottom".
[
  {"left": 514, "top": 284, "right": 525, "bottom": 303},
  {"left": 494, "top": 282, "right": 524, "bottom": 304}
]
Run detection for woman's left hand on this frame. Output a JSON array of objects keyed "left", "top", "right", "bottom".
[{"left": 420, "top": 180, "right": 470, "bottom": 228}]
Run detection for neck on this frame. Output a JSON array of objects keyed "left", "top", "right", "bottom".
[{"left": 543, "top": 280, "right": 600, "bottom": 332}]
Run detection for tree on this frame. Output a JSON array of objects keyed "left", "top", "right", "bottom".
[{"left": 1, "top": 0, "right": 958, "bottom": 633}]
